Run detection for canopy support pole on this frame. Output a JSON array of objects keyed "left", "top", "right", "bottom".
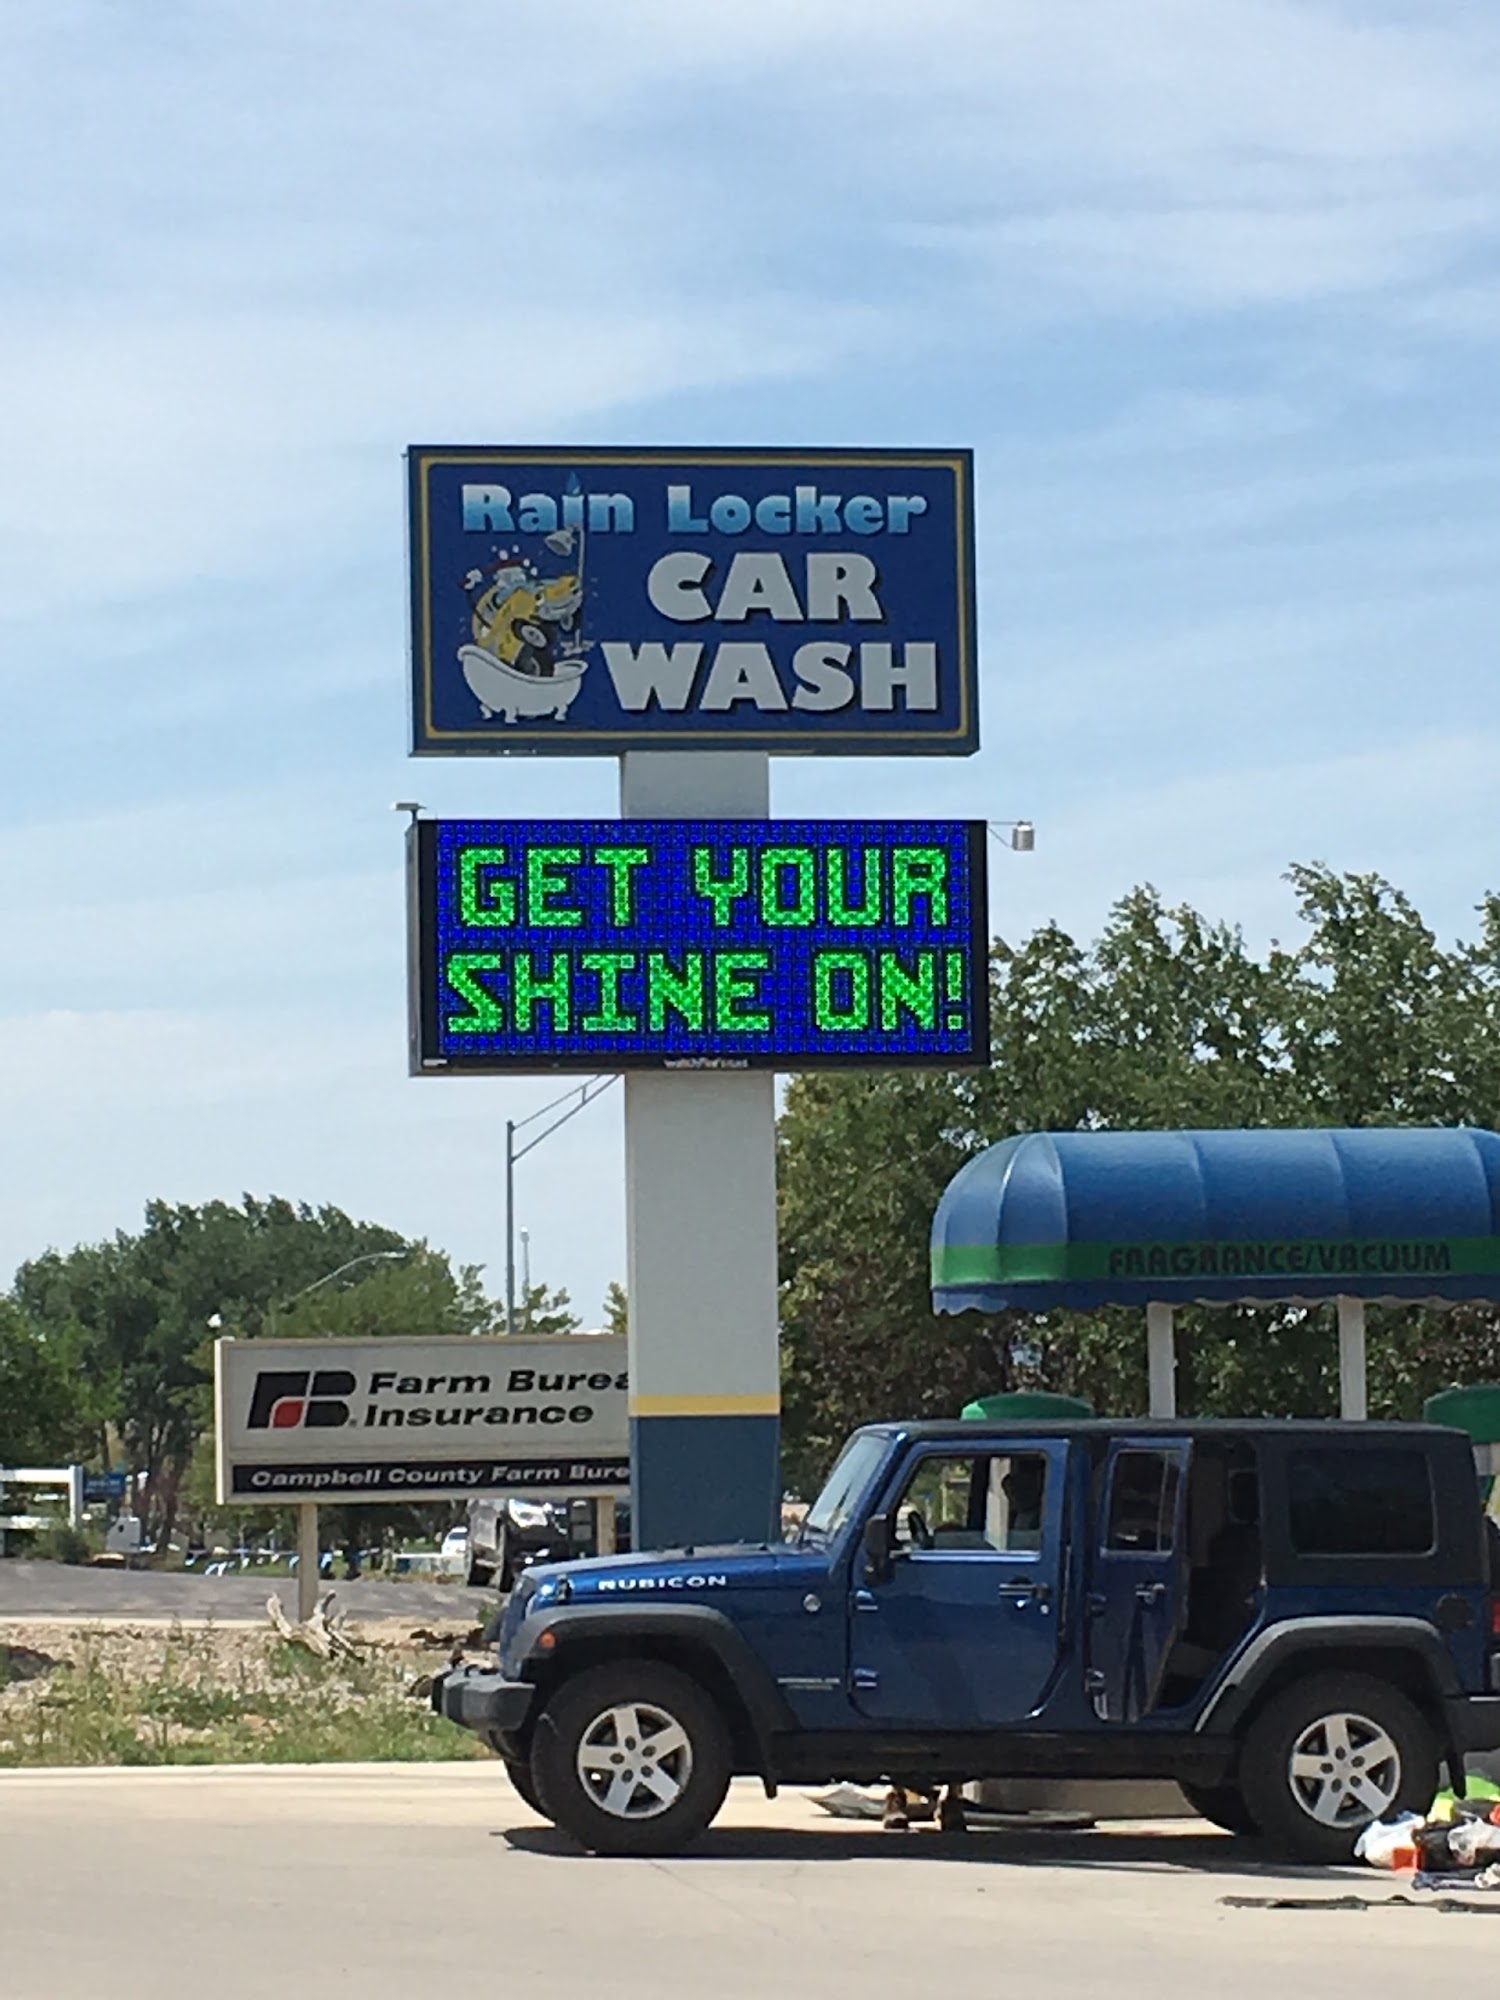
[
  {"left": 1337, "top": 1295, "right": 1367, "bottom": 1420},
  {"left": 1146, "top": 1302, "right": 1176, "bottom": 1419}
]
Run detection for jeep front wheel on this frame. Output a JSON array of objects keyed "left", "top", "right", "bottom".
[
  {"left": 1179, "top": 1781, "right": 1258, "bottom": 1836},
  {"left": 531, "top": 1660, "right": 731, "bottom": 1856},
  {"left": 1239, "top": 1671, "right": 1438, "bottom": 1863},
  {"left": 501, "top": 1754, "right": 547, "bottom": 1818}
]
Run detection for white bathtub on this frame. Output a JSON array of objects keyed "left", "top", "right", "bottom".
[{"left": 459, "top": 645, "right": 587, "bottom": 723}]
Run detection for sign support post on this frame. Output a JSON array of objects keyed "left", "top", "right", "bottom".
[
  {"left": 297, "top": 1502, "right": 319, "bottom": 1622},
  {"left": 621, "top": 752, "right": 781, "bottom": 1547}
]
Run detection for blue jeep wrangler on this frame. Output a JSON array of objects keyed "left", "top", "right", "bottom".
[{"left": 435, "top": 1418, "right": 1500, "bottom": 1858}]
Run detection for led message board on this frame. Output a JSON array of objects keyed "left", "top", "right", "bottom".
[
  {"left": 406, "top": 447, "right": 977, "bottom": 756},
  {"left": 409, "top": 818, "right": 988, "bottom": 1073}
]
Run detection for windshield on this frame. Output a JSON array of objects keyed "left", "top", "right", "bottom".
[{"left": 800, "top": 1432, "right": 889, "bottom": 1544}]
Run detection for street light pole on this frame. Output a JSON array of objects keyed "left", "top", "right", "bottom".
[
  {"left": 275, "top": 1249, "right": 410, "bottom": 1319},
  {"left": 505, "top": 1121, "right": 517, "bottom": 1337},
  {"left": 502, "top": 1078, "right": 616, "bottom": 1338}
]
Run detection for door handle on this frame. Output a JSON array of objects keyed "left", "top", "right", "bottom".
[
  {"left": 1000, "top": 1579, "right": 1051, "bottom": 1605},
  {"left": 1135, "top": 1580, "right": 1166, "bottom": 1606}
]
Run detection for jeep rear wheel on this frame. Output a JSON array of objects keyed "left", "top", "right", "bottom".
[
  {"left": 1239, "top": 1671, "right": 1438, "bottom": 1863},
  {"left": 531, "top": 1660, "right": 731, "bottom": 1856}
]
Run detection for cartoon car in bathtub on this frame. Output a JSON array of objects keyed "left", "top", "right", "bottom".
[{"left": 459, "top": 558, "right": 589, "bottom": 723}]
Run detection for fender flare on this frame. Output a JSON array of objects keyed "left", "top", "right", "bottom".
[
  {"left": 1195, "top": 1616, "right": 1462, "bottom": 1737},
  {"left": 515, "top": 1603, "right": 796, "bottom": 1757}
]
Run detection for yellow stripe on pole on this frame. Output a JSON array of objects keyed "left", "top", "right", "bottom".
[{"left": 629, "top": 1393, "right": 781, "bottom": 1418}]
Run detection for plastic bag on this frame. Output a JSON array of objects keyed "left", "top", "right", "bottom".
[
  {"left": 1355, "top": 1814, "right": 1422, "bottom": 1870},
  {"left": 1449, "top": 1819, "right": 1500, "bottom": 1867}
]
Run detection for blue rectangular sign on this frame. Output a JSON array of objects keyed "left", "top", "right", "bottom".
[
  {"left": 409, "top": 818, "right": 988, "bottom": 1072},
  {"left": 406, "top": 447, "right": 977, "bottom": 755}
]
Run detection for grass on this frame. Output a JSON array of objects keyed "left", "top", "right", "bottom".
[{"left": 0, "top": 1626, "right": 492, "bottom": 1767}]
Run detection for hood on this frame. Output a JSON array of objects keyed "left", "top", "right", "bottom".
[{"left": 521, "top": 1540, "right": 829, "bottom": 1605}]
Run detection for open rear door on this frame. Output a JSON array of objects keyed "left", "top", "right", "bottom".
[{"left": 1085, "top": 1438, "right": 1191, "bottom": 1724}]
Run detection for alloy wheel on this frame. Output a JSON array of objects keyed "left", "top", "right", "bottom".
[
  {"left": 1287, "top": 1709, "right": 1402, "bottom": 1828},
  {"left": 575, "top": 1700, "right": 694, "bottom": 1821}
]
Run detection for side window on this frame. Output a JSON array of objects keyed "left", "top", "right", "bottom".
[
  {"left": 1106, "top": 1450, "right": 1181, "bottom": 1554},
  {"left": 893, "top": 1453, "right": 1049, "bottom": 1554},
  {"left": 1287, "top": 1448, "right": 1435, "bottom": 1557}
]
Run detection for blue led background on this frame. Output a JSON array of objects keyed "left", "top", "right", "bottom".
[
  {"left": 407, "top": 448, "right": 977, "bottom": 756},
  {"left": 411, "top": 819, "right": 988, "bottom": 1072}
]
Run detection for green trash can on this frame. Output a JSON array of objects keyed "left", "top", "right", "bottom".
[
  {"left": 961, "top": 1390, "right": 1094, "bottom": 1421},
  {"left": 1424, "top": 1385, "right": 1500, "bottom": 1510}
]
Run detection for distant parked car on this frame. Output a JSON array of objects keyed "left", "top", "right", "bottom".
[
  {"left": 464, "top": 1497, "right": 569, "bottom": 1590},
  {"left": 438, "top": 1525, "right": 471, "bottom": 1578}
]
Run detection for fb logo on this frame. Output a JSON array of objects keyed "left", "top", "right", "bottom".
[{"left": 247, "top": 1370, "right": 355, "bottom": 1431}]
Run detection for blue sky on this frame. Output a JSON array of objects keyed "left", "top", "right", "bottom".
[{"left": 3, "top": 0, "right": 1498, "bottom": 1320}]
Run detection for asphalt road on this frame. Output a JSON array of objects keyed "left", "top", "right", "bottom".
[
  {"left": 2, "top": 1766, "right": 1495, "bottom": 2000},
  {"left": 0, "top": 1557, "right": 495, "bottom": 1625}
]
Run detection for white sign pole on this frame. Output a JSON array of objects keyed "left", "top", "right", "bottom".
[
  {"left": 620, "top": 752, "right": 781, "bottom": 1549},
  {"left": 297, "top": 1502, "right": 319, "bottom": 1622}
]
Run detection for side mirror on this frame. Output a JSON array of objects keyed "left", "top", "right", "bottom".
[{"left": 862, "top": 1512, "right": 892, "bottom": 1584}]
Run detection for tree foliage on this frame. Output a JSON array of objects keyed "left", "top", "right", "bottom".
[
  {"left": 0, "top": 1299, "right": 93, "bottom": 1466},
  {"left": 778, "top": 866, "right": 1500, "bottom": 1491},
  {"left": 604, "top": 1280, "right": 629, "bottom": 1338},
  {"left": 11, "top": 1195, "right": 499, "bottom": 1545}
]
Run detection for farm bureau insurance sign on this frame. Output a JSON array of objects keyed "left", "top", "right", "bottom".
[
  {"left": 406, "top": 447, "right": 977, "bottom": 755},
  {"left": 215, "top": 1334, "right": 628, "bottom": 1503},
  {"left": 408, "top": 817, "right": 988, "bottom": 1073}
]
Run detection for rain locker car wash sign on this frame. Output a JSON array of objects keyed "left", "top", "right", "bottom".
[
  {"left": 408, "top": 817, "right": 988, "bottom": 1073},
  {"left": 406, "top": 447, "right": 977, "bottom": 754},
  {"left": 215, "top": 1333, "right": 629, "bottom": 1502}
]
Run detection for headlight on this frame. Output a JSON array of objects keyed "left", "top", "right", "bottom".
[{"left": 508, "top": 1501, "right": 553, "bottom": 1529}]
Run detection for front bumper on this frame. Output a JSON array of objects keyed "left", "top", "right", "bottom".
[
  {"left": 433, "top": 1666, "right": 535, "bottom": 1735},
  {"left": 1446, "top": 1694, "right": 1500, "bottom": 1754}
]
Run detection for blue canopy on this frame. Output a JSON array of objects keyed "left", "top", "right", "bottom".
[{"left": 931, "top": 1127, "right": 1500, "bottom": 1315}]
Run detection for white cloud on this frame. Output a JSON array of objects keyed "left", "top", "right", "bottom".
[{"left": 922, "top": 193, "right": 1498, "bottom": 309}]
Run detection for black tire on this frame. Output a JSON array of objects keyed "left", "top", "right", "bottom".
[
  {"left": 465, "top": 1558, "right": 494, "bottom": 1590},
  {"left": 497, "top": 1534, "right": 515, "bottom": 1594},
  {"left": 501, "top": 1755, "right": 547, "bottom": 1818},
  {"left": 530, "top": 1659, "right": 732, "bottom": 1856},
  {"left": 1180, "top": 1780, "right": 1259, "bottom": 1836},
  {"left": 1238, "top": 1670, "right": 1439, "bottom": 1864}
]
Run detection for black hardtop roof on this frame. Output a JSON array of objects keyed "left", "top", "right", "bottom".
[{"left": 864, "top": 1417, "right": 1459, "bottom": 1443}]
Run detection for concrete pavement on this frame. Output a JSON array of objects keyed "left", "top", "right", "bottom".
[
  {"left": 1, "top": 1764, "right": 1495, "bottom": 2000},
  {"left": 0, "top": 1557, "right": 494, "bottom": 1625}
]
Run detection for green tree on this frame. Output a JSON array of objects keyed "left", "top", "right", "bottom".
[
  {"left": 604, "top": 1280, "right": 628, "bottom": 1338},
  {"left": 0, "top": 1299, "right": 91, "bottom": 1465},
  {"left": 778, "top": 868, "right": 1500, "bottom": 1488},
  {"left": 514, "top": 1281, "right": 581, "bottom": 1337},
  {"left": 12, "top": 1196, "right": 488, "bottom": 1551}
]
